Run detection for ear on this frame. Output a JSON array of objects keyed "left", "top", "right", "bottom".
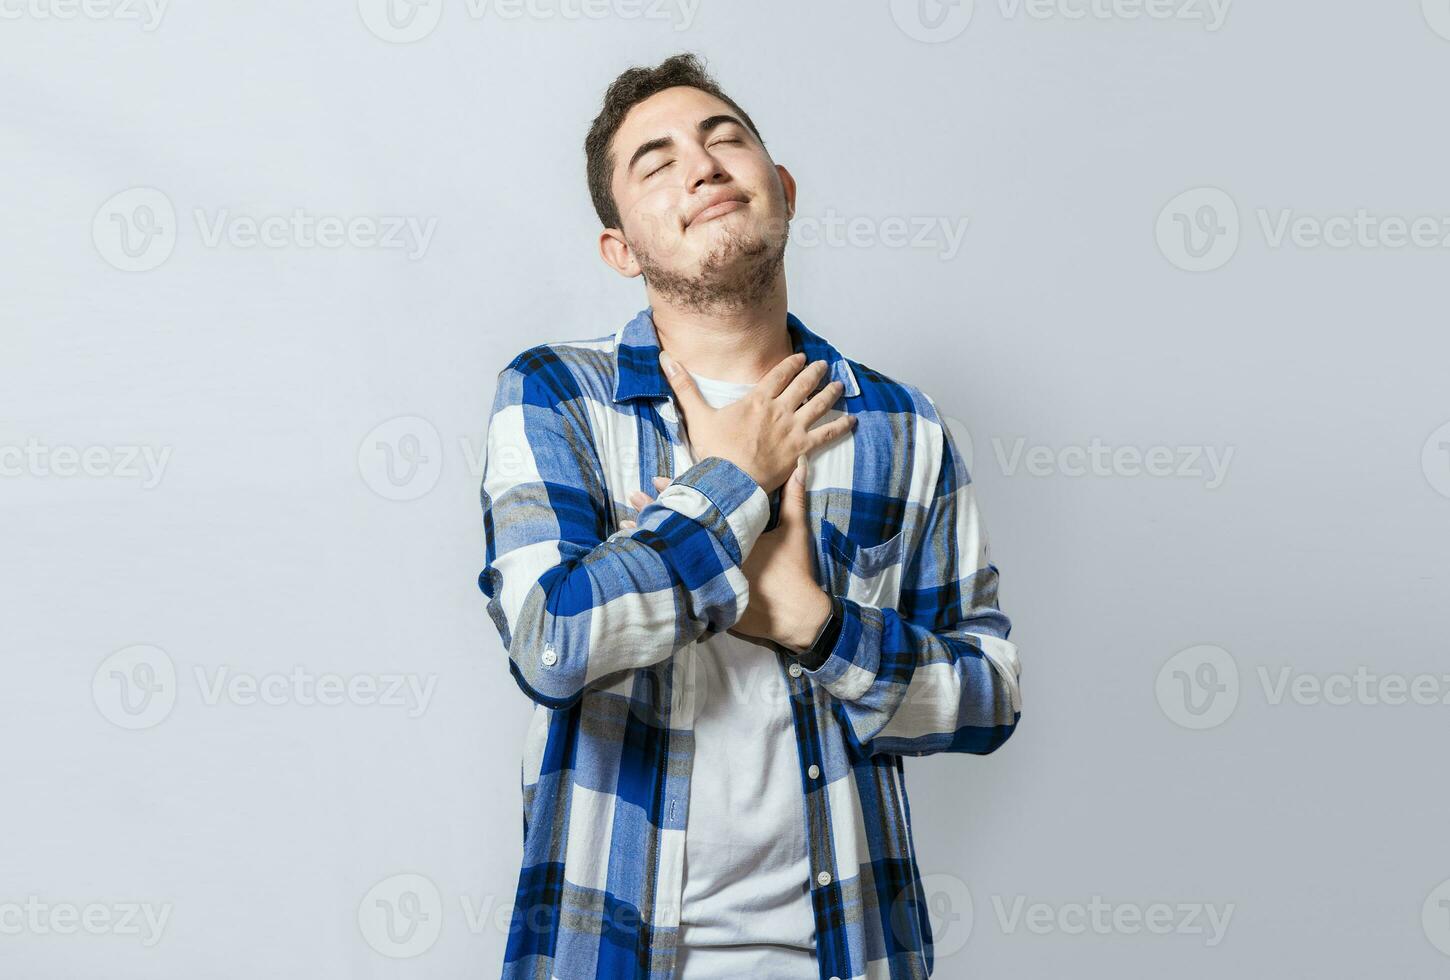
[
  {"left": 776, "top": 164, "right": 797, "bottom": 221},
  {"left": 598, "top": 227, "right": 641, "bottom": 279}
]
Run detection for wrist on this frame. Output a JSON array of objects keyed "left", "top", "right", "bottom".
[
  {"left": 784, "top": 589, "right": 834, "bottom": 655},
  {"left": 792, "top": 593, "right": 842, "bottom": 672}
]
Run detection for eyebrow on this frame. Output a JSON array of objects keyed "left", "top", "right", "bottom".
[{"left": 626, "top": 114, "right": 747, "bottom": 175}]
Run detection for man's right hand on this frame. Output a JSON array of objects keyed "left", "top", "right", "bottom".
[{"left": 659, "top": 349, "right": 857, "bottom": 493}]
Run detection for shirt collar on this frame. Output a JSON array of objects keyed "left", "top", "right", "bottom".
[{"left": 611, "top": 307, "right": 861, "bottom": 405}]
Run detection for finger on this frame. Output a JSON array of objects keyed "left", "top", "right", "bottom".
[
  {"left": 619, "top": 520, "right": 637, "bottom": 529},
  {"left": 651, "top": 475, "right": 669, "bottom": 492},
  {"left": 659, "top": 350, "right": 710, "bottom": 418},
  {"left": 628, "top": 490, "right": 651, "bottom": 510},
  {"left": 804, "top": 413, "right": 857, "bottom": 454},
  {"left": 795, "top": 378, "right": 845, "bottom": 425},
  {"left": 780, "top": 454, "right": 808, "bottom": 524},
  {"left": 778, "top": 358, "right": 831, "bottom": 410},
  {"left": 756, "top": 350, "right": 810, "bottom": 401}
]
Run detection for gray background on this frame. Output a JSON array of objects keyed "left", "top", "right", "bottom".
[{"left": 5, "top": 0, "right": 1449, "bottom": 976}]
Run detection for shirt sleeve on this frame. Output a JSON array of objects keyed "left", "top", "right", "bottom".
[
  {"left": 801, "top": 395, "right": 1022, "bottom": 759},
  {"left": 479, "top": 354, "right": 772, "bottom": 710}
]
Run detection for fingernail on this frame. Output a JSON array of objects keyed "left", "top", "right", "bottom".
[{"left": 659, "top": 351, "right": 677, "bottom": 377}]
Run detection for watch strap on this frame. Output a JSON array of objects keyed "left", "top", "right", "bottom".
[{"left": 795, "top": 593, "right": 842, "bottom": 671}]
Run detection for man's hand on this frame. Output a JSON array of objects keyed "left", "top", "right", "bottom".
[
  {"left": 622, "top": 457, "right": 832, "bottom": 654},
  {"left": 658, "top": 349, "right": 856, "bottom": 494}
]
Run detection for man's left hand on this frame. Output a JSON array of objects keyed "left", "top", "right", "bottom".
[{"left": 621, "top": 456, "right": 831, "bottom": 653}]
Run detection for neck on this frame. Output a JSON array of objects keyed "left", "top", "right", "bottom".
[{"left": 645, "top": 274, "right": 793, "bottom": 384}]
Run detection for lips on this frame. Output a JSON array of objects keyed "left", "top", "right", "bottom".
[{"left": 687, "top": 195, "right": 748, "bottom": 228}]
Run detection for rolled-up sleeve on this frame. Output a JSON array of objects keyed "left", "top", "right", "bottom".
[
  {"left": 803, "top": 395, "right": 1021, "bottom": 759},
  {"left": 479, "top": 353, "right": 771, "bottom": 710}
]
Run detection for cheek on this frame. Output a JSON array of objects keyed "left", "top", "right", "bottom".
[
  {"left": 739, "top": 160, "right": 784, "bottom": 204},
  {"left": 625, "top": 188, "right": 684, "bottom": 244}
]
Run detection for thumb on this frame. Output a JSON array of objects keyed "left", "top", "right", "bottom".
[
  {"left": 782, "top": 453, "right": 808, "bottom": 522},
  {"left": 659, "top": 351, "right": 708, "bottom": 416}
]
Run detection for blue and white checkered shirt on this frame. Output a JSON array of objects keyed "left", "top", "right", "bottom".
[{"left": 479, "top": 307, "right": 1022, "bottom": 979}]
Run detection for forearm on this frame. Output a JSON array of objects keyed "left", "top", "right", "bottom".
[
  {"left": 795, "top": 389, "right": 1023, "bottom": 759},
  {"left": 800, "top": 594, "right": 1021, "bottom": 760},
  {"left": 776, "top": 588, "right": 835, "bottom": 659},
  {"left": 784, "top": 592, "right": 839, "bottom": 670},
  {"left": 484, "top": 454, "right": 770, "bottom": 709}
]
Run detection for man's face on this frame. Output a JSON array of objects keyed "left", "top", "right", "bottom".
[{"left": 601, "top": 85, "right": 795, "bottom": 309}]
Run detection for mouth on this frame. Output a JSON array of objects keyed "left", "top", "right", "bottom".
[{"left": 687, "top": 196, "right": 748, "bottom": 228}]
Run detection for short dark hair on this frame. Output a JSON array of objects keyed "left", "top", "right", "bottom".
[{"left": 584, "top": 52, "right": 767, "bottom": 229}]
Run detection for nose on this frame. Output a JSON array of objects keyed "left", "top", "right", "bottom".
[{"left": 684, "top": 144, "right": 727, "bottom": 191}]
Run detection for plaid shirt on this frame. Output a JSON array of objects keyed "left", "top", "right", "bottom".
[{"left": 478, "top": 307, "right": 1021, "bottom": 980}]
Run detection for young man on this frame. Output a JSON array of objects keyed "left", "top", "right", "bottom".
[{"left": 479, "top": 53, "right": 1021, "bottom": 980}]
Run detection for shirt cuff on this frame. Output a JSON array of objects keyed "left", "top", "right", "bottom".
[{"left": 661, "top": 455, "right": 771, "bottom": 565}]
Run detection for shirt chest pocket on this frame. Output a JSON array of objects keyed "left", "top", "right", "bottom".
[{"left": 817, "top": 516, "right": 909, "bottom": 608}]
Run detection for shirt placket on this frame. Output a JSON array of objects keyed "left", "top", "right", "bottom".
[
  {"left": 647, "top": 394, "right": 695, "bottom": 973},
  {"left": 652, "top": 394, "right": 840, "bottom": 979}
]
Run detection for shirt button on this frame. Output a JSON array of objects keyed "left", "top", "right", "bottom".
[
  {"left": 816, "top": 870, "right": 832, "bottom": 887},
  {"left": 788, "top": 662, "right": 803, "bottom": 678},
  {"left": 808, "top": 764, "right": 820, "bottom": 780},
  {"left": 541, "top": 647, "right": 557, "bottom": 666}
]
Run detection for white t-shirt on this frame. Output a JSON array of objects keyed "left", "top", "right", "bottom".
[{"left": 673, "top": 370, "right": 818, "bottom": 979}]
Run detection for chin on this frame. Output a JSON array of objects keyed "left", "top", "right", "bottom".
[{"left": 699, "top": 221, "right": 769, "bottom": 255}]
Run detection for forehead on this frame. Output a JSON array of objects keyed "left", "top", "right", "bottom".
[{"left": 611, "top": 85, "right": 740, "bottom": 164}]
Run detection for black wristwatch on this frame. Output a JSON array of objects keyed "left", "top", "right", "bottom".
[{"left": 794, "top": 593, "right": 843, "bottom": 671}]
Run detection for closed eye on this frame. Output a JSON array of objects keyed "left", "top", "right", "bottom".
[{"left": 645, "top": 160, "right": 674, "bottom": 179}]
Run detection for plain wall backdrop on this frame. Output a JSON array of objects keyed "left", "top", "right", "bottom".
[{"left": 5, "top": 0, "right": 1450, "bottom": 976}]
